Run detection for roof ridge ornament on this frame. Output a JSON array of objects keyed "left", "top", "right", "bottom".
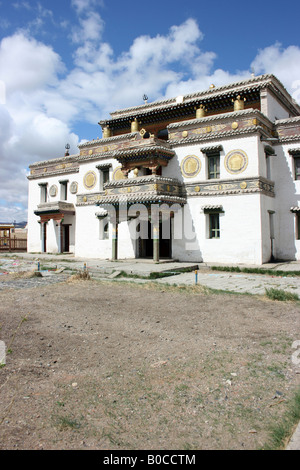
[{"left": 233, "top": 95, "right": 246, "bottom": 111}]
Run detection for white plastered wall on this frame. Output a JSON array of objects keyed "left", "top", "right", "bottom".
[
  {"left": 27, "top": 179, "right": 43, "bottom": 253},
  {"left": 27, "top": 173, "right": 78, "bottom": 254},
  {"left": 271, "top": 143, "right": 300, "bottom": 260},
  {"left": 167, "top": 134, "right": 264, "bottom": 264}
]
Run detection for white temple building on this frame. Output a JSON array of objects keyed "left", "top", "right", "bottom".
[{"left": 27, "top": 74, "right": 300, "bottom": 264}]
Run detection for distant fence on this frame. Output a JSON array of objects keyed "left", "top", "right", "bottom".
[{"left": 0, "top": 237, "right": 27, "bottom": 251}]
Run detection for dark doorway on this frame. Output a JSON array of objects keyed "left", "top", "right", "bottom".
[
  {"left": 160, "top": 218, "right": 172, "bottom": 258},
  {"left": 62, "top": 225, "right": 70, "bottom": 252},
  {"left": 138, "top": 220, "right": 171, "bottom": 259},
  {"left": 42, "top": 223, "right": 47, "bottom": 253}
]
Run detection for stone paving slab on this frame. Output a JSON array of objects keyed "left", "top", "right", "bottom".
[
  {"left": 156, "top": 271, "right": 300, "bottom": 296},
  {"left": 1, "top": 253, "right": 300, "bottom": 296}
]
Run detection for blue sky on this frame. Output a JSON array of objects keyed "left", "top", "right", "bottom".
[{"left": 0, "top": 0, "right": 300, "bottom": 221}]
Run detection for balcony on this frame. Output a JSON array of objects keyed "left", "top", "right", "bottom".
[{"left": 76, "top": 176, "right": 186, "bottom": 207}]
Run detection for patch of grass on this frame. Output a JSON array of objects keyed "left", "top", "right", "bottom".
[
  {"left": 263, "top": 389, "right": 300, "bottom": 450},
  {"left": 211, "top": 265, "right": 300, "bottom": 277},
  {"left": 149, "top": 271, "right": 180, "bottom": 279},
  {"left": 55, "top": 415, "right": 82, "bottom": 431},
  {"left": 265, "top": 288, "right": 299, "bottom": 301},
  {"left": 117, "top": 270, "right": 147, "bottom": 279},
  {"left": 117, "top": 270, "right": 181, "bottom": 280}
]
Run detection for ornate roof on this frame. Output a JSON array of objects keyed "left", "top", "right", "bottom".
[{"left": 99, "top": 74, "right": 300, "bottom": 131}]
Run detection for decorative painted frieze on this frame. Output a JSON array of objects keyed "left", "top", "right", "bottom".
[
  {"left": 185, "top": 176, "right": 275, "bottom": 197},
  {"left": 168, "top": 109, "right": 274, "bottom": 146},
  {"left": 28, "top": 151, "right": 80, "bottom": 180}
]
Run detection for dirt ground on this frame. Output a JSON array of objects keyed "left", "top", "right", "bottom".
[{"left": 0, "top": 275, "right": 299, "bottom": 450}]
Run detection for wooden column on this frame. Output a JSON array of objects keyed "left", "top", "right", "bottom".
[
  {"left": 57, "top": 220, "right": 63, "bottom": 254},
  {"left": 41, "top": 222, "right": 47, "bottom": 253},
  {"left": 112, "top": 222, "right": 118, "bottom": 261},
  {"left": 153, "top": 222, "right": 159, "bottom": 263}
]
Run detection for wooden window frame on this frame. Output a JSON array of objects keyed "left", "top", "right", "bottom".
[
  {"left": 294, "top": 156, "right": 300, "bottom": 181},
  {"left": 207, "top": 153, "right": 220, "bottom": 179},
  {"left": 208, "top": 212, "right": 220, "bottom": 239}
]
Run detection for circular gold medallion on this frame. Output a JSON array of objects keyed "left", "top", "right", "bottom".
[
  {"left": 231, "top": 122, "right": 239, "bottom": 130},
  {"left": 112, "top": 166, "right": 125, "bottom": 180},
  {"left": 83, "top": 171, "right": 97, "bottom": 189},
  {"left": 225, "top": 149, "right": 248, "bottom": 174},
  {"left": 182, "top": 130, "right": 188, "bottom": 138},
  {"left": 181, "top": 155, "right": 201, "bottom": 178}
]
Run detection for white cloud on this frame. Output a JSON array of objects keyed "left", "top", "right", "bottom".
[
  {"left": 71, "top": 0, "right": 104, "bottom": 14},
  {"left": 0, "top": 33, "right": 64, "bottom": 94},
  {"left": 251, "top": 43, "right": 300, "bottom": 92},
  {"left": 0, "top": 34, "right": 78, "bottom": 222},
  {"left": 71, "top": 11, "right": 104, "bottom": 44}
]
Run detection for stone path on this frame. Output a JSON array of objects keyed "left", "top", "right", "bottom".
[
  {"left": 156, "top": 270, "right": 300, "bottom": 296},
  {"left": 0, "top": 254, "right": 300, "bottom": 296}
]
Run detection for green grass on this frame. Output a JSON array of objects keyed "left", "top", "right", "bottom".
[
  {"left": 211, "top": 265, "right": 300, "bottom": 277},
  {"left": 117, "top": 270, "right": 181, "bottom": 280},
  {"left": 55, "top": 416, "right": 82, "bottom": 430},
  {"left": 265, "top": 287, "right": 299, "bottom": 301},
  {"left": 263, "top": 389, "right": 300, "bottom": 449}
]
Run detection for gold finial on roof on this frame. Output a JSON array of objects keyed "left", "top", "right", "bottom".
[
  {"left": 196, "top": 104, "right": 207, "bottom": 118},
  {"left": 233, "top": 95, "right": 246, "bottom": 111},
  {"left": 103, "top": 126, "right": 111, "bottom": 138},
  {"left": 131, "top": 118, "right": 139, "bottom": 133}
]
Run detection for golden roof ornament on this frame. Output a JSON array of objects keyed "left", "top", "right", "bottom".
[
  {"left": 233, "top": 95, "right": 246, "bottom": 111},
  {"left": 131, "top": 118, "right": 139, "bottom": 133},
  {"left": 103, "top": 126, "right": 111, "bottom": 138},
  {"left": 196, "top": 104, "right": 207, "bottom": 118}
]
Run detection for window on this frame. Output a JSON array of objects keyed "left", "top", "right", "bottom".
[
  {"left": 296, "top": 214, "right": 300, "bottom": 240},
  {"left": 97, "top": 165, "right": 111, "bottom": 191},
  {"left": 288, "top": 150, "right": 300, "bottom": 180},
  {"left": 209, "top": 213, "right": 220, "bottom": 239},
  {"left": 208, "top": 153, "right": 220, "bottom": 179},
  {"left": 60, "top": 180, "right": 68, "bottom": 201},
  {"left": 294, "top": 157, "right": 300, "bottom": 181},
  {"left": 290, "top": 207, "right": 300, "bottom": 239},
  {"left": 39, "top": 183, "right": 48, "bottom": 203},
  {"left": 204, "top": 206, "right": 223, "bottom": 239},
  {"left": 103, "top": 169, "right": 110, "bottom": 186}
]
